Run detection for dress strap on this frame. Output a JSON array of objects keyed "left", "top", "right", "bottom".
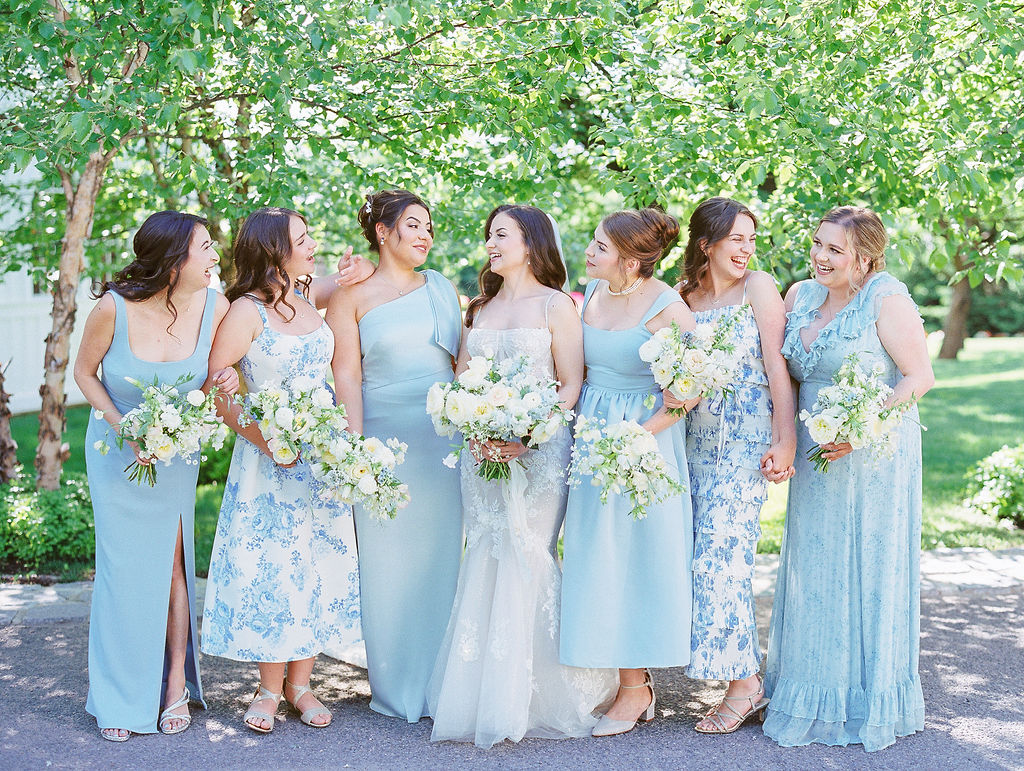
[
  {"left": 582, "top": 280, "right": 599, "bottom": 312},
  {"left": 107, "top": 290, "right": 129, "bottom": 352},
  {"left": 640, "top": 288, "right": 683, "bottom": 326},
  {"left": 543, "top": 292, "right": 558, "bottom": 327},
  {"left": 242, "top": 293, "right": 269, "bottom": 324},
  {"left": 740, "top": 274, "right": 750, "bottom": 305},
  {"left": 197, "top": 288, "right": 217, "bottom": 348}
]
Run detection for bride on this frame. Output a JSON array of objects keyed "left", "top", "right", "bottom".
[{"left": 427, "top": 204, "right": 616, "bottom": 748}]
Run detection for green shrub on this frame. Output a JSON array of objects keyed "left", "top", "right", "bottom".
[
  {"left": 0, "top": 474, "right": 95, "bottom": 569},
  {"left": 197, "top": 433, "right": 235, "bottom": 486},
  {"left": 963, "top": 443, "right": 1024, "bottom": 529}
]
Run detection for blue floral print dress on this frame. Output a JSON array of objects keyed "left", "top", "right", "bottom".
[{"left": 202, "top": 294, "right": 362, "bottom": 662}]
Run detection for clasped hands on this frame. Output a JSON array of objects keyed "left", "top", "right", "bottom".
[{"left": 469, "top": 438, "right": 529, "bottom": 464}]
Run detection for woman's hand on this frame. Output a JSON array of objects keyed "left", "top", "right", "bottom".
[
  {"left": 662, "top": 391, "right": 701, "bottom": 413},
  {"left": 818, "top": 441, "right": 853, "bottom": 462},
  {"left": 335, "top": 247, "right": 376, "bottom": 286},
  {"left": 469, "top": 439, "right": 528, "bottom": 464},
  {"left": 126, "top": 440, "right": 153, "bottom": 466},
  {"left": 760, "top": 439, "right": 797, "bottom": 483},
  {"left": 209, "top": 366, "right": 240, "bottom": 396}
]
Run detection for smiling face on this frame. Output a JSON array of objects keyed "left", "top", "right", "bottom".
[
  {"left": 584, "top": 223, "right": 624, "bottom": 282},
  {"left": 485, "top": 212, "right": 529, "bottom": 277},
  {"left": 176, "top": 224, "right": 219, "bottom": 291},
  {"left": 704, "top": 213, "right": 756, "bottom": 282},
  {"left": 283, "top": 215, "right": 318, "bottom": 278},
  {"left": 810, "top": 221, "right": 867, "bottom": 290},
  {"left": 379, "top": 204, "right": 433, "bottom": 268}
]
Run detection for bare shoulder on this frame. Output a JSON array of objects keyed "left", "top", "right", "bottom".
[
  {"left": 783, "top": 279, "right": 811, "bottom": 311},
  {"left": 546, "top": 290, "right": 581, "bottom": 325},
  {"left": 92, "top": 292, "right": 116, "bottom": 317},
  {"left": 744, "top": 270, "right": 780, "bottom": 296}
]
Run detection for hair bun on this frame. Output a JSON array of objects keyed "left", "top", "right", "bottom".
[
  {"left": 357, "top": 189, "right": 431, "bottom": 254},
  {"left": 639, "top": 207, "right": 680, "bottom": 254}
]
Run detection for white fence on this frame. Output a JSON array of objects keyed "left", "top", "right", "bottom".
[{"left": 0, "top": 268, "right": 97, "bottom": 415}]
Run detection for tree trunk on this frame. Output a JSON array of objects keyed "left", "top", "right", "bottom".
[
  {"left": 0, "top": 360, "right": 19, "bottom": 483},
  {"left": 35, "top": 152, "right": 110, "bottom": 490},
  {"left": 939, "top": 273, "right": 972, "bottom": 359}
]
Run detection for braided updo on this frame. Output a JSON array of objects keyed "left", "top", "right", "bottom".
[{"left": 358, "top": 189, "right": 432, "bottom": 252}]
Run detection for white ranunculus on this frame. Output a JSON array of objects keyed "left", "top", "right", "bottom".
[
  {"left": 274, "top": 406, "right": 295, "bottom": 431},
  {"left": 186, "top": 389, "right": 206, "bottom": 407},
  {"left": 160, "top": 409, "right": 183, "bottom": 431},
  {"left": 357, "top": 474, "right": 378, "bottom": 495},
  {"left": 311, "top": 388, "right": 335, "bottom": 409}
]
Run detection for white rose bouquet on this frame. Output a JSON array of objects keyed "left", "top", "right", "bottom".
[
  {"left": 425, "top": 353, "right": 570, "bottom": 481},
  {"left": 309, "top": 434, "right": 410, "bottom": 521},
  {"left": 94, "top": 374, "right": 231, "bottom": 486},
  {"left": 241, "top": 376, "right": 344, "bottom": 466},
  {"left": 568, "top": 415, "right": 686, "bottom": 520},
  {"left": 637, "top": 305, "right": 746, "bottom": 414},
  {"left": 799, "top": 353, "right": 920, "bottom": 473}
]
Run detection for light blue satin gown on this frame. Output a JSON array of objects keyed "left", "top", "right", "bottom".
[
  {"left": 560, "top": 281, "right": 693, "bottom": 668},
  {"left": 85, "top": 289, "right": 213, "bottom": 733},
  {"left": 764, "top": 273, "right": 925, "bottom": 752},
  {"left": 356, "top": 269, "right": 463, "bottom": 721}
]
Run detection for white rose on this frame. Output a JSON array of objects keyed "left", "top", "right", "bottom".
[
  {"left": 311, "top": 388, "right": 335, "bottom": 409},
  {"left": 651, "top": 360, "right": 674, "bottom": 386},
  {"left": 458, "top": 367, "right": 487, "bottom": 389},
  {"left": 425, "top": 383, "right": 447, "bottom": 417},
  {"left": 445, "top": 391, "right": 471, "bottom": 425},
  {"left": 521, "top": 391, "right": 543, "bottom": 411},
  {"left": 806, "top": 412, "right": 840, "bottom": 445},
  {"left": 357, "top": 474, "right": 378, "bottom": 495},
  {"left": 487, "top": 385, "right": 513, "bottom": 408},
  {"left": 186, "top": 389, "right": 206, "bottom": 407},
  {"left": 669, "top": 376, "right": 700, "bottom": 401},
  {"left": 274, "top": 406, "right": 295, "bottom": 431},
  {"left": 160, "top": 409, "right": 183, "bottom": 431},
  {"left": 637, "top": 336, "right": 663, "bottom": 363}
]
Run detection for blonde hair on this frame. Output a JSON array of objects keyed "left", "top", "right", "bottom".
[{"left": 817, "top": 206, "right": 887, "bottom": 291}]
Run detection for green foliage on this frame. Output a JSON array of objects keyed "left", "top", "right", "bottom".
[
  {"left": 964, "top": 442, "right": 1024, "bottom": 529},
  {"left": 0, "top": 473, "right": 94, "bottom": 569},
  {"left": 197, "top": 433, "right": 235, "bottom": 487}
]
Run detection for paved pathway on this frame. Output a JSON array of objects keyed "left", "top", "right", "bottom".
[{"left": 5, "top": 546, "right": 1023, "bottom": 625}]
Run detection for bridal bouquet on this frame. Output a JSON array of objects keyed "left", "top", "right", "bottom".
[
  {"left": 568, "top": 415, "right": 686, "bottom": 520},
  {"left": 637, "top": 305, "right": 746, "bottom": 414},
  {"left": 799, "top": 353, "right": 919, "bottom": 473},
  {"left": 309, "top": 434, "right": 410, "bottom": 521},
  {"left": 94, "top": 374, "right": 231, "bottom": 486},
  {"left": 241, "top": 376, "right": 346, "bottom": 465},
  {"left": 426, "top": 353, "right": 569, "bottom": 481}
]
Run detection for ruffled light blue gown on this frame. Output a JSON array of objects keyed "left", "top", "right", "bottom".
[
  {"left": 85, "top": 289, "right": 214, "bottom": 733},
  {"left": 764, "top": 272, "right": 925, "bottom": 752},
  {"left": 560, "top": 282, "right": 693, "bottom": 668},
  {"left": 685, "top": 299, "right": 772, "bottom": 680},
  {"left": 356, "top": 269, "right": 463, "bottom": 722},
  {"left": 202, "top": 295, "right": 362, "bottom": 662}
]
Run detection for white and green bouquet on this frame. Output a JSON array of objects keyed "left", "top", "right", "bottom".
[
  {"left": 241, "top": 376, "right": 344, "bottom": 466},
  {"left": 568, "top": 415, "right": 686, "bottom": 520},
  {"left": 799, "top": 353, "right": 919, "bottom": 473},
  {"left": 638, "top": 305, "right": 746, "bottom": 415},
  {"left": 426, "top": 353, "right": 569, "bottom": 481},
  {"left": 94, "top": 374, "right": 231, "bottom": 486},
  {"left": 309, "top": 433, "right": 410, "bottom": 521}
]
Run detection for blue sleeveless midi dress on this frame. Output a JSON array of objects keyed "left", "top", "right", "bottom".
[
  {"left": 560, "top": 282, "right": 694, "bottom": 668},
  {"left": 85, "top": 288, "right": 214, "bottom": 733},
  {"left": 685, "top": 296, "right": 772, "bottom": 680},
  {"left": 201, "top": 294, "right": 362, "bottom": 661},
  {"left": 355, "top": 269, "right": 463, "bottom": 721},
  {"left": 763, "top": 273, "right": 925, "bottom": 751}
]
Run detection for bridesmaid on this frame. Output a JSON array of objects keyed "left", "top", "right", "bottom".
[
  {"left": 560, "top": 207, "right": 696, "bottom": 737},
  {"left": 763, "top": 207, "right": 933, "bottom": 751},
  {"left": 326, "top": 189, "right": 463, "bottom": 722},
  {"left": 201, "top": 207, "right": 367, "bottom": 733},
  {"left": 669, "top": 197, "right": 796, "bottom": 732},
  {"left": 427, "top": 205, "right": 616, "bottom": 747},
  {"left": 74, "top": 211, "right": 235, "bottom": 741}
]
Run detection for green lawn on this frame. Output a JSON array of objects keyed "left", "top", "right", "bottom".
[
  {"left": 758, "top": 336, "right": 1024, "bottom": 553},
  {"left": 7, "top": 336, "right": 1023, "bottom": 580}
]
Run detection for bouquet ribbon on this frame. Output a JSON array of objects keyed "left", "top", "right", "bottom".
[{"left": 502, "top": 461, "right": 533, "bottom": 579}]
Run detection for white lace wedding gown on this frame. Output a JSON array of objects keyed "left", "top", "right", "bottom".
[{"left": 427, "top": 327, "right": 617, "bottom": 748}]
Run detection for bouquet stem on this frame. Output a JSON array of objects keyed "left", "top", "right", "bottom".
[
  {"left": 806, "top": 446, "right": 831, "bottom": 474},
  {"left": 124, "top": 459, "right": 157, "bottom": 486},
  {"left": 476, "top": 458, "right": 514, "bottom": 481}
]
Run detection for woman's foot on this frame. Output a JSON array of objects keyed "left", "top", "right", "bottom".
[
  {"left": 593, "top": 669, "right": 656, "bottom": 737},
  {"left": 695, "top": 674, "right": 768, "bottom": 733},
  {"left": 159, "top": 687, "right": 192, "bottom": 735},
  {"left": 284, "top": 680, "right": 332, "bottom": 727},
  {"left": 243, "top": 685, "right": 283, "bottom": 734},
  {"left": 100, "top": 727, "right": 130, "bottom": 742},
  {"left": 602, "top": 683, "right": 654, "bottom": 723}
]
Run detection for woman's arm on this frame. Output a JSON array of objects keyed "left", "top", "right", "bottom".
[
  {"left": 309, "top": 247, "right": 377, "bottom": 309},
  {"left": 202, "top": 298, "right": 276, "bottom": 456},
  {"left": 73, "top": 295, "right": 121, "bottom": 429},
  {"left": 548, "top": 293, "right": 584, "bottom": 412},
  {"left": 325, "top": 287, "right": 366, "bottom": 435},
  {"left": 747, "top": 272, "right": 796, "bottom": 482}
]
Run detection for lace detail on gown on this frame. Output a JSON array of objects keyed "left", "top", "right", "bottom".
[{"left": 427, "top": 327, "right": 616, "bottom": 748}]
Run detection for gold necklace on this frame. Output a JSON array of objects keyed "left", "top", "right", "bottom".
[{"left": 607, "top": 276, "right": 644, "bottom": 296}]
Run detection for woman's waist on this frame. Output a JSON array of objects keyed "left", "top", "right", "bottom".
[
  {"left": 582, "top": 375, "right": 659, "bottom": 395},
  {"left": 363, "top": 368, "right": 453, "bottom": 397}
]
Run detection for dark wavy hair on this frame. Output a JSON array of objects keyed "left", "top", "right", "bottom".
[
  {"left": 96, "top": 210, "right": 208, "bottom": 334},
  {"left": 601, "top": 206, "right": 680, "bottom": 280},
  {"left": 357, "top": 189, "right": 432, "bottom": 253},
  {"left": 465, "top": 204, "right": 568, "bottom": 327},
  {"left": 679, "top": 197, "right": 757, "bottom": 303},
  {"left": 226, "top": 207, "right": 311, "bottom": 320}
]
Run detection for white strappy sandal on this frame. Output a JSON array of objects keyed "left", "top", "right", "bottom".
[
  {"left": 243, "top": 685, "right": 283, "bottom": 734},
  {"left": 285, "top": 679, "right": 333, "bottom": 728},
  {"left": 694, "top": 674, "right": 770, "bottom": 734},
  {"left": 158, "top": 687, "right": 192, "bottom": 735}
]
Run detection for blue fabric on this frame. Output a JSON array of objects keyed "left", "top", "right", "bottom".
[
  {"left": 85, "top": 289, "right": 215, "bottom": 733},
  {"left": 201, "top": 296, "right": 362, "bottom": 662},
  {"left": 685, "top": 303, "right": 771, "bottom": 680},
  {"left": 763, "top": 272, "right": 925, "bottom": 752},
  {"left": 356, "top": 273, "right": 464, "bottom": 721},
  {"left": 559, "top": 283, "right": 694, "bottom": 668}
]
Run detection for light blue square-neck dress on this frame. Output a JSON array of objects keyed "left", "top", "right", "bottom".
[
  {"left": 763, "top": 272, "right": 926, "bottom": 752},
  {"left": 85, "top": 289, "right": 215, "bottom": 733},
  {"left": 560, "top": 281, "right": 694, "bottom": 669}
]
